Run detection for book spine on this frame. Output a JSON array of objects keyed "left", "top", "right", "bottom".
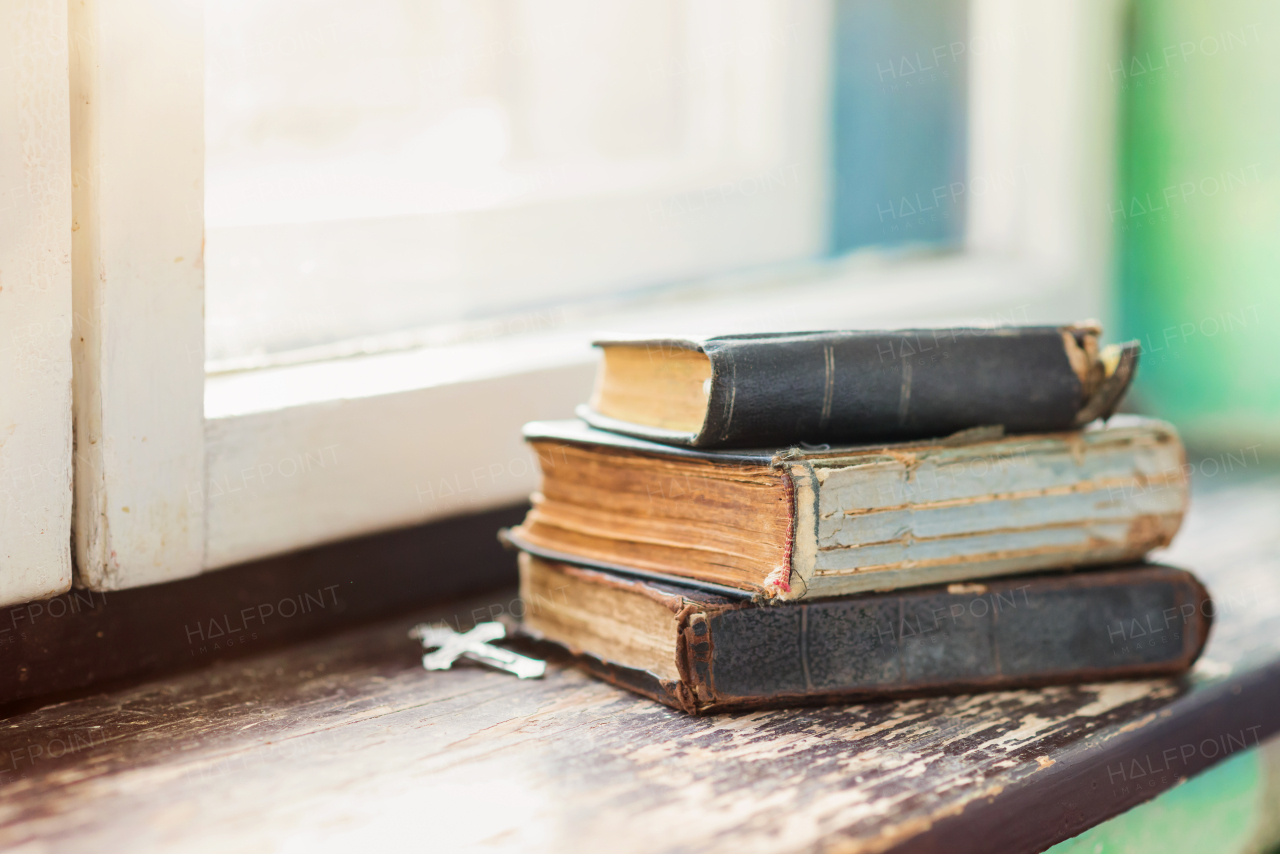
[
  {"left": 685, "top": 567, "right": 1209, "bottom": 713},
  {"left": 783, "top": 421, "right": 1187, "bottom": 600},
  {"left": 697, "top": 328, "right": 1102, "bottom": 448}
]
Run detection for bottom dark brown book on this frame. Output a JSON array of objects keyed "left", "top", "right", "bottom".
[{"left": 517, "top": 553, "right": 1212, "bottom": 714}]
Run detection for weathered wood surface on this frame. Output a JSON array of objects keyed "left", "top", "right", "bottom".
[
  {"left": 0, "top": 505, "right": 527, "bottom": 707},
  {"left": 1, "top": 470, "right": 1278, "bottom": 853}
]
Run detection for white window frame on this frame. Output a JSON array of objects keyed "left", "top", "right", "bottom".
[
  {"left": 1, "top": 0, "right": 74, "bottom": 607},
  {"left": 66, "top": 0, "right": 1126, "bottom": 592},
  {"left": 202, "top": 1, "right": 831, "bottom": 367}
]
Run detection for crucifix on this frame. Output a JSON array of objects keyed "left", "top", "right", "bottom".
[{"left": 409, "top": 621, "right": 546, "bottom": 679}]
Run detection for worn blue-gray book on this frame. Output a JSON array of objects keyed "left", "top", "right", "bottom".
[{"left": 507, "top": 416, "right": 1187, "bottom": 601}]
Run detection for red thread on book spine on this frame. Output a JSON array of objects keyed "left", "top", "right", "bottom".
[{"left": 767, "top": 472, "right": 797, "bottom": 595}]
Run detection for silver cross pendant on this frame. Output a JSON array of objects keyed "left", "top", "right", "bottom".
[{"left": 408, "top": 621, "right": 546, "bottom": 680}]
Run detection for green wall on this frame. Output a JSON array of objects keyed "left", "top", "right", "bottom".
[
  {"left": 1047, "top": 747, "right": 1272, "bottom": 854},
  {"left": 1118, "top": 0, "right": 1280, "bottom": 451}
]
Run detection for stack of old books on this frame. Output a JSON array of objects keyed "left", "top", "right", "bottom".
[{"left": 504, "top": 324, "right": 1210, "bottom": 714}]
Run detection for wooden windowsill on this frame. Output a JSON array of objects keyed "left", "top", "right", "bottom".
[
  {"left": 0, "top": 505, "right": 527, "bottom": 712},
  {"left": 3, "top": 467, "right": 1279, "bottom": 851}
]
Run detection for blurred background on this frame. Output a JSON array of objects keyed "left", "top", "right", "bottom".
[
  {"left": 203, "top": 0, "right": 1278, "bottom": 456},
  {"left": 1117, "top": 0, "right": 1277, "bottom": 454}
]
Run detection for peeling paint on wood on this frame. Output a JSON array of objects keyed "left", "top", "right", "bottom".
[{"left": 0, "top": 473, "right": 1275, "bottom": 853}]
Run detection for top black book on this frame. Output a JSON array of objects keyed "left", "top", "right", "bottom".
[{"left": 579, "top": 323, "right": 1139, "bottom": 449}]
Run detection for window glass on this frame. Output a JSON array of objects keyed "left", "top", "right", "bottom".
[
  {"left": 204, "top": 0, "right": 967, "bottom": 366},
  {"left": 830, "top": 0, "right": 968, "bottom": 252}
]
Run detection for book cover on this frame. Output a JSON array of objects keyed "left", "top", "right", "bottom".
[
  {"left": 507, "top": 416, "right": 1188, "bottom": 600},
  {"left": 518, "top": 554, "right": 1212, "bottom": 715},
  {"left": 581, "top": 324, "right": 1138, "bottom": 449}
]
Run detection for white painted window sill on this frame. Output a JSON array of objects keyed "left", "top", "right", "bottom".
[{"left": 200, "top": 251, "right": 1089, "bottom": 572}]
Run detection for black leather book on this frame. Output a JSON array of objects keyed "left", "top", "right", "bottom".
[
  {"left": 518, "top": 554, "right": 1211, "bottom": 714},
  {"left": 580, "top": 324, "right": 1138, "bottom": 448}
]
